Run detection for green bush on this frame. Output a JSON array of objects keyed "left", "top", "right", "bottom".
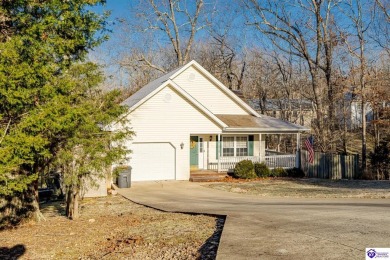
[
  {"left": 113, "top": 165, "right": 131, "bottom": 178},
  {"left": 254, "top": 162, "right": 271, "bottom": 177},
  {"left": 234, "top": 160, "right": 257, "bottom": 179},
  {"left": 271, "top": 167, "right": 287, "bottom": 177},
  {"left": 286, "top": 167, "right": 305, "bottom": 178}
]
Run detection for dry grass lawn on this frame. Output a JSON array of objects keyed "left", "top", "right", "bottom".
[
  {"left": 0, "top": 195, "right": 220, "bottom": 259},
  {"left": 207, "top": 178, "right": 390, "bottom": 199}
]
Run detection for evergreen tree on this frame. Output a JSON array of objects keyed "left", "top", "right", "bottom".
[
  {"left": 0, "top": 1, "right": 131, "bottom": 224},
  {"left": 369, "top": 141, "right": 390, "bottom": 180}
]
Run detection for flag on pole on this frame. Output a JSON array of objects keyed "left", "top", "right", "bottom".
[{"left": 304, "top": 136, "right": 314, "bottom": 164}]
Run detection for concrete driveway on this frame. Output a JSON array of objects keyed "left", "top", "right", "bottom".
[{"left": 118, "top": 181, "right": 390, "bottom": 260}]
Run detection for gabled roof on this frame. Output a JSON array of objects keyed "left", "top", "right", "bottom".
[
  {"left": 121, "top": 65, "right": 184, "bottom": 108},
  {"left": 179, "top": 61, "right": 260, "bottom": 117},
  {"left": 216, "top": 114, "right": 310, "bottom": 133},
  {"left": 121, "top": 60, "right": 260, "bottom": 117},
  {"left": 120, "top": 60, "right": 309, "bottom": 133}
]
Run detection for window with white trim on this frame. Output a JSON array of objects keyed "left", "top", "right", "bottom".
[
  {"left": 222, "top": 136, "right": 248, "bottom": 157},
  {"left": 222, "top": 137, "right": 234, "bottom": 156},
  {"left": 236, "top": 136, "right": 248, "bottom": 156}
]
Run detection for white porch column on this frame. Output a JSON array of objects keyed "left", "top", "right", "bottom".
[
  {"left": 207, "top": 137, "right": 210, "bottom": 170},
  {"left": 296, "top": 133, "right": 301, "bottom": 168},
  {"left": 259, "top": 133, "right": 262, "bottom": 161},
  {"left": 217, "top": 133, "right": 221, "bottom": 172}
]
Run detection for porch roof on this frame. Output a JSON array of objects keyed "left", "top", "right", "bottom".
[{"left": 215, "top": 114, "right": 310, "bottom": 133}]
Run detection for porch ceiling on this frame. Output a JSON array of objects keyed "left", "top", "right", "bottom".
[{"left": 215, "top": 114, "right": 310, "bottom": 133}]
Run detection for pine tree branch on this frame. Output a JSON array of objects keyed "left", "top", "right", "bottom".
[{"left": 0, "top": 119, "right": 11, "bottom": 145}]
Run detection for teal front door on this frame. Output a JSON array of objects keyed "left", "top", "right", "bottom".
[{"left": 190, "top": 136, "right": 198, "bottom": 170}]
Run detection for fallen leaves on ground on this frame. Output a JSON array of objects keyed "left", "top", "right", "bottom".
[{"left": 0, "top": 195, "right": 222, "bottom": 260}]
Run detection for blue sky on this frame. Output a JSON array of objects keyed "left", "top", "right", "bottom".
[
  {"left": 92, "top": 0, "right": 132, "bottom": 28},
  {"left": 89, "top": 0, "right": 382, "bottom": 88},
  {"left": 89, "top": 1, "right": 254, "bottom": 80},
  {"left": 93, "top": 0, "right": 131, "bottom": 17}
]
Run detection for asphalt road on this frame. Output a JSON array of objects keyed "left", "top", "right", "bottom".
[{"left": 118, "top": 181, "right": 390, "bottom": 260}]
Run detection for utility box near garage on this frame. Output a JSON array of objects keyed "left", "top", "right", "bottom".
[{"left": 117, "top": 167, "right": 132, "bottom": 188}]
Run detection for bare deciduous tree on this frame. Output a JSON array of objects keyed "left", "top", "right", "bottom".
[
  {"left": 374, "top": 0, "right": 390, "bottom": 55},
  {"left": 340, "top": 0, "right": 373, "bottom": 174},
  {"left": 243, "top": 0, "right": 341, "bottom": 152},
  {"left": 376, "top": 0, "right": 390, "bottom": 20},
  {"left": 127, "top": 0, "right": 209, "bottom": 70}
]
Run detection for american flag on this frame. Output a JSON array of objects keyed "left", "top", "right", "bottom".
[{"left": 304, "top": 136, "right": 314, "bottom": 164}]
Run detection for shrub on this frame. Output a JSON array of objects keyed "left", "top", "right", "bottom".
[
  {"left": 234, "top": 160, "right": 256, "bottom": 179},
  {"left": 254, "top": 162, "right": 270, "bottom": 177},
  {"left": 369, "top": 141, "right": 390, "bottom": 180},
  {"left": 271, "top": 167, "right": 287, "bottom": 177},
  {"left": 113, "top": 165, "right": 131, "bottom": 178},
  {"left": 286, "top": 167, "right": 305, "bottom": 178}
]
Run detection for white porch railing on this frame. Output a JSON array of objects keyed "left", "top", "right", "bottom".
[
  {"left": 219, "top": 156, "right": 262, "bottom": 171},
  {"left": 207, "top": 154, "right": 296, "bottom": 172},
  {"left": 264, "top": 155, "right": 296, "bottom": 169}
]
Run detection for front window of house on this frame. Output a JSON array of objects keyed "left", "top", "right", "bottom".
[
  {"left": 222, "top": 136, "right": 248, "bottom": 157},
  {"left": 222, "top": 137, "right": 234, "bottom": 156},
  {"left": 236, "top": 136, "right": 248, "bottom": 156}
]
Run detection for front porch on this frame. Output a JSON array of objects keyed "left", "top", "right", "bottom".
[
  {"left": 189, "top": 114, "right": 308, "bottom": 175},
  {"left": 190, "top": 132, "right": 299, "bottom": 173},
  {"left": 189, "top": 151, "right": 297, "bottom": 182},
  {"left": 208, "top": 153, "right": 297, "bottom": 172},
  {"left": 189, "top": 170, "right": 228, "bottom": 182}
]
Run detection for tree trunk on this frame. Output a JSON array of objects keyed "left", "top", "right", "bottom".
[
  {"left": 66, "top": 186, "right": 80, "bottom": 220},
  {"left": 360, "top": 35, "right": 367, "bottom": 176},
  {"left": 343, "top": 98, "right": 348, "bottom": 154},
  {"left": 311, "top": 71, "right": 326, "bottom": 152},
  {"left": 326, "top": 71, "right": 335, "bottom": 152},
  {"left": 30, "top": 181, "right": 46, "bottom": 222},
  {"left": 1, "top": 182, "right": 45, "bottom": 227},
  {"left": 362, "top": 98, "right": 367, "bottom": 175}
]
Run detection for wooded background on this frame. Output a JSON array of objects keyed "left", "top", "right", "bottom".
[{"left": 94, "top": 0, "right": 390, "bottom": 179}]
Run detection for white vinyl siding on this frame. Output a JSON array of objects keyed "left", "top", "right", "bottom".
[
  {"left": 172, "top": 66, "right": 248, "bottom": 115},
  {"left": 126, "top": 85, "right": 222, "bottom": 180}
]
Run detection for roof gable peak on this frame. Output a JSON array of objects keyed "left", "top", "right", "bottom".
[{"left": 121, "top": 60, "right": 260, "bottom": 117}]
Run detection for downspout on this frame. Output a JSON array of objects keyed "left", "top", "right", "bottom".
[{"left": 217, "top": 133, "right": 221, "bottom": 173}]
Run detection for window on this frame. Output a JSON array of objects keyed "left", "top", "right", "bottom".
[
  {"left": 236, "top": 136, "right": 248, "bottom": 156},
  {"left": 199, "top": 138, "right": 204, "bottom": 153},
  {"left": 222, "top": 136, "right": 248, "bottom": 157},
  {"left": 222, "top": 137, "right": 234, "bottom": 156}
]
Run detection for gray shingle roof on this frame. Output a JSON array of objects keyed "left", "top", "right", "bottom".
[
  {"left": 216, "top": 114, "right": 309, "bottom": 132},
  {"left": 120, "top": 61, "right": 309, "bottom": 133},
  {"left": 121, "top": 65, "right": 184, "bottom": 108}
]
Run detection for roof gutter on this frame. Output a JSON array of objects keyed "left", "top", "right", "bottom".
[{"left": 223, "top": 127, "right": 310, "bottom": 133}]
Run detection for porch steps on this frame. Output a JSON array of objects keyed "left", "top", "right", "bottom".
[{"left": 189, "top": 171, "right": 229, "bottom": 182}]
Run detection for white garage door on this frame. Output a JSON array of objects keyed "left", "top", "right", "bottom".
[{"left": 130, "top": 143, "right": 175, "bottom": 181}]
